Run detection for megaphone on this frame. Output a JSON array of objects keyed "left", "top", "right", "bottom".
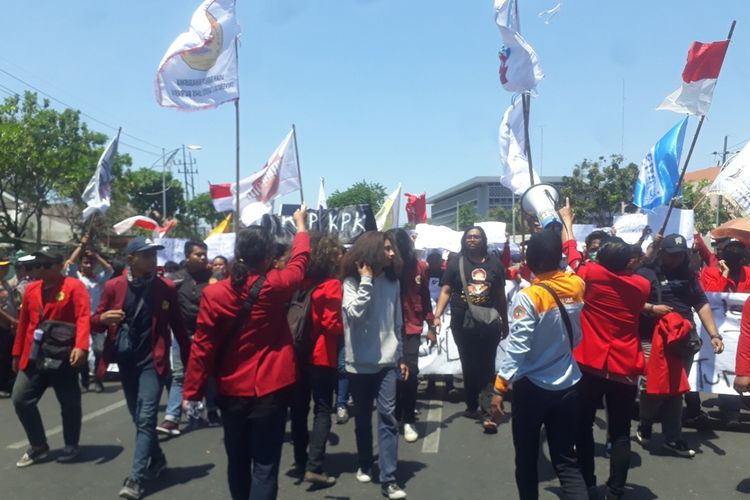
[{"left": 520, "top": 183, "right": 562, "bottom": 230}]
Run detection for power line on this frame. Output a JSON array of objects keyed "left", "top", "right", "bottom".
[{"left": 0, "top": 66, "right": 164, "bottom": 153}]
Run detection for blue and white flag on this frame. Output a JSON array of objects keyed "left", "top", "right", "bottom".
[{"left": 633, "top": 117, "right": 688, "bottom": 211}]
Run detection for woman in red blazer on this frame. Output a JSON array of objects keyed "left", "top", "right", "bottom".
[{"left": 183, "top": 208, "right": 308, "bottom": 500}]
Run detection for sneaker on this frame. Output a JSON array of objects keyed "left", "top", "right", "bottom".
[
  {"left": 635, "top": 425, "right": 651, "bottom": 447},
  {"left": 16, "top": 445, "right": 50, "bottom": 468},
  {"left": 156, "top": 420, "right": 181, "bottom": 437},
  {"left": 482, "top": 419, "right": 499, "bottom": 434},
  {"left": 94, "top": 380, "right": 105, "bottom": 393},
  {"left": 682, "top": 410, "right": 709, "bottom": 429},
  {"left": 403, "top": 423, "right": 418, "bottom": 443},
  {"left": 463, "top": 408, "right": 481, "bottom": 420},
  {"left": 206, "top": 410, "right": 222, "bottom": 427},
  {"left": 0, "top": 390, "right": 11, "bottom": 398},
  {"left": 356, "top": 467, "right": 372, "bottom": 483},
  {"left": 304, "top": 471, "right": 336, "bottom": 486},
  {"left": 663, "top": 439, "right": 696, "bottom": 458},
  {"left": 56, "top": 445, "right": 79, "bottom": 463},
  {"left": 336, "top": 406, "right": 349, "bottom": 425},
  {"left": 145, "top": 455, "right": 167, "bottom": 480},
  {"left": 183, "top": 416, "right": 205, "bottom": 433},
  {"left": 119, "top": 477, "right": 144, "bottom": 500},
  {"left": 382, "top": 482, "right": 407, "bottom": 499}
]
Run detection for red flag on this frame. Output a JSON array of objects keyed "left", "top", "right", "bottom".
[
  {"left": 404, "top": 193, "right": 427, "bottom": 224},
  {"left": 681, "top": 40, "right": 729, "bottom": 83}
]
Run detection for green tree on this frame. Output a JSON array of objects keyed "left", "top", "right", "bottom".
[
  {"left": 187, "top": 192, "right": 225, "bottom": 227},
  {"left": 121, "top": 168, "right": 186, "bottom": 219},
  {"left": 679, "top": 179, "right": 734, "bottom": 234},
  {"left": 327, "top": 180, "right": 387, "bottom": 213},
  {"left": 487, "top": 205, "right": 514, "bottom": 224},
  {"left": 457, "top": 203, "right": 479, "bottom": 230},
  {"left": 560, "top": 155, "right": 639, "bottom": 226}
]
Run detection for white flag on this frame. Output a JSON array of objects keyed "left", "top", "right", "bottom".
[
  {"left": 82, "top": 129, "right": 120, "bottom": 220},
  {"left": 156, "top": 0, "right": 241, "bottom": 110},
  {"left": 376, "top": 184, "right": 402, "bottom": 231},
  {"left": 317, "top": 178, "right": 327, "bottom": 210},
  {"left": 494, "top": 0, "right": 544, "bottom": 93},
  {"left": 708, "top": 142, "right": 750, "bottom": 217},
  {"left": 498, "top": 97, "right": 540, "bottom": 195}
]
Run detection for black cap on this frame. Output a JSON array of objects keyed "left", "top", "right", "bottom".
[
  {"left": 32, "top": 247, "right": 64, "bottom": 263},
  {"left": 126, "top": 237, "right": 164, "bottom": 255},
  {"left": 661, "top": 233, "right": 689, "bottom": 254}
]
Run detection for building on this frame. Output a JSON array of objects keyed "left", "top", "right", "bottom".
[{"left": 428, "top": 176, "right": 564, "bottom": 228}]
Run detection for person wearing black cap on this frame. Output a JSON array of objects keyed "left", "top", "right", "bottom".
[
  {"left": 11, "top": 248, "right": 91, "bottom": 467},
  {"left": 635, "top": 233, "right": 724, "bottom": 459},
  {"left": 92, "top": 237, "right": 190, "bottom": 500}
]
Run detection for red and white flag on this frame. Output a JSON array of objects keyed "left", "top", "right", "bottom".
[
  {"left": 113, "top": 216, "right": 177, "bottom": 238},
  {"left": 404, "top": 193, "right": 427, "bottom": 224},
  {"left": 657, "top": 40, "right": 730, "bottom": 116}
]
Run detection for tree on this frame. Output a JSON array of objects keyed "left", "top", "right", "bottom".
[
  {"left": 679, "top": 179, "right": 734, "bottom": 234},
  {"left": 457, "top": 203, "right": 479, "bottom": 230},
  {"left": 560, "top": 155, "right": 639, "bottom": 227},
  {"left": 487, "top": 205, "right": 514, "bottom": 224},
  {"left": 187, "top": 192, "right": 225, "bottom": 227},
  {"left": 121, "top": 168, "right": 186, "bottom": 219},
  {"left": 327, "top": 180, "right": 387, "bottom": 213}
]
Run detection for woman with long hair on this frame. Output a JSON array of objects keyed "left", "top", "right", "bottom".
[
  {"left": 289, "top": 232, "right": 345, "bottom": 486},
  {"left": 182, "top": 208, "right": 309, "bottom": 500},
  {"left": 386, "top": 228, "right": 435, "bottom": 443},
  {"left": 341, "top": 231, "right": 409, "bottom": 500},
  {"left": 433, "top": 226, "right": 508, "bottom": 433}
]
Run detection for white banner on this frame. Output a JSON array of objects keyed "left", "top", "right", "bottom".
[
  {"left": 205, "top": 232, "right": 236, "bottom": 261},
  {"left": 154, "top": 238, "right": 189, "bottom": 266}
]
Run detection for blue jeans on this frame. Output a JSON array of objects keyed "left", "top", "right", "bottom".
[
  {"left": 165, "top": 339, "right": 216, "bottom": 421},
  {"left": 336, "top": 338, "right": 349, "bottom": 408},
  {"left": 120, "top": 363, "right": 166, "bottom": 482},
  {"left": 349, "top": 368, "right": 399, "bottom": 484}
]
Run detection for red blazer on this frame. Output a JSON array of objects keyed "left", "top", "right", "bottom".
[
  {"left": 183, "top": 232, "right": 310, "bottom": 400},
  {"left": 645, "top": 312, "right": 692, "bottom": 395},
  {"left": 401, "top": 260, "right": 434, "bottom": 335},
  {"left": 92, "top": 275, "right": 189, "bottom": 378},
  {"left": 13, "top": 277, "right": 91, "bottom": 371},
  {"left": 309, "top": 279, "right": 343, "bottom": 369},
  {"left": 700, "top": 266, "right": 750, "bottom": 293},
  {"left": 574, "top": 262, "right": 650, "bottom": 377},
  {"left": 736, "top": 299, "right": 750, "bottom": 377}
]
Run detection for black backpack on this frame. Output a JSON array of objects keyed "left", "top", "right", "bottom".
[{"left": 286, "top": 287, "right": 316, "bottom": 363}]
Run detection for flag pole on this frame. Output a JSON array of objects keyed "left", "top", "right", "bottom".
[
  {"left": 292, "top": 124, "right": 304, "bottom": 204},
  {"left": 658, "top": 20, "right": 736, "bottom": 235},
  {"left": 521, "top": 92, "right": 535, "bottom": 186},
  {"left": 233, "top": 36, "right": 241, "bottom": 233}
]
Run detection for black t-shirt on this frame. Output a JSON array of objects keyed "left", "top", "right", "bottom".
[
  {"left": 441, "top": 253, "right": 505, "bottom": 319},
  {"left": 173, "top": 268, "right": 211, "bottom": 336},
  {"left": 124, "top": 281, "right": 154, "bottom": 368},
  {"left": 636, "top": 265, "right": 708, "bottom": 339}
]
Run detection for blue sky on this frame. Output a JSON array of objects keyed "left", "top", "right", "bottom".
[{"left": 1, "top": 1, "right": 748, "bottom": 217}]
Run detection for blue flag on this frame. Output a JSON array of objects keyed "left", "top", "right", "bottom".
[{"left": 633, "top": 117, "right": 689, "bottom": 210}]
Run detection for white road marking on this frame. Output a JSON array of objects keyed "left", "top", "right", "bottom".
[
  {"left": 420, "top": 399, "right": 443, "bottom": 454},
  {"left": 7, "top": 400, "right": 128, "bottom": 449}
]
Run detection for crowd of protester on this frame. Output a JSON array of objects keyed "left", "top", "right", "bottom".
[{"left": 3, "top": 201, "right": 750, "bottom": 500}]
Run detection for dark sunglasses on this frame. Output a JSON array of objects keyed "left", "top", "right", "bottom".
[{"left": 32, "top": 262, "right": 55, "bottom": 270}]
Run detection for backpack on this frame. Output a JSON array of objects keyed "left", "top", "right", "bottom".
[{"left": 286, "top": 286, "right": 317, "bottom": 363}]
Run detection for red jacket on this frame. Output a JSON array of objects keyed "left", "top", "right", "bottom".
[
  {"left": 309, "top": 278, "right": 343, "bottom": 369},
  {"left": 574, "top": 262, "right": 650, "bottom": 377},
  {"left": 694, "top": 235, "right": 719, "bottom": 269},
  {"left": 183, "top": 232, "right": 310, "bottom": 400},
  {"left": 13, "top": 277, "right": 91, "bottom": 371},
  {"left": 645, "top": 312, "right": 693, "bottom": 395},
  {"left": 92, "top": 275, "right": 189, "bottom": 378},
  {"left": 736, "top": 299, "right": 750, "bottom": 377},
  {"left": 700, "top": 266, "right": 750, "bottom": 293},
  {"left": 401, "top": 260, "right": 434, "bottom": 335}
]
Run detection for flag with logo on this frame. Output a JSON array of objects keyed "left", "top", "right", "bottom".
[
  {"left": 156, "top": 0, "right": 241, "bottom": 110},
  {"left": 498, "top": 96, "right": 540, "bottom": 195},
  {"left": 404, "top": 193, "right": 427, "bottom": 224},
  {"left": 82, "top": 129, "right": 120, "bottom": 220},
  {"left": 317, "top": 178, "right": 328, "bottom": 210},
  {"left": 494, "top": 0, "right": 544, "bottom": 92},
  {"left": 376, "top": 184, "right": 402, "bottom": 231},
  {"left": 657, "top": 39, "right": 730, "bottom": 116},
  {"left": 633, "top": 117, "right": 689, "bottom": 210},
  {"left": 708, "top": 141, "right": 750, "bottom": 217}
]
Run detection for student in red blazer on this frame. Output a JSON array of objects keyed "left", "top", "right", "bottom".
[
  {"left": 92, "top": 237, "right": 189, "bottom": 500},
  {"left": 183, "top": 207, "right": 309, "bottom": 500},
  {"left": 11, "top": 249, "right": 90, "bottom": 468},
  {"left": 733, "top": 298, "right": 750, "bottom": 393}
]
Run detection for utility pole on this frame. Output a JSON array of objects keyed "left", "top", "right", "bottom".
[
  {"left": 161, "top": 148, "right": 167, "bottom": 218},
  {"left": 717, "top": 135, "right": 728, "bottom": 227},
  {"left": 175, "top": 144, "right": 199, "bottom": 204}
]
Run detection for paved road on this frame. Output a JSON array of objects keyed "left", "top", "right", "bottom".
[{"left": 1, "top": 380, "right": 749, "bottom": 499}]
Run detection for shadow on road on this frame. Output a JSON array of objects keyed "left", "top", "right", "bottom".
[
  {"left": 146, "top": 463, "right": 215, "bottom": 496},
  {"left": 736, "top": 477, "right": 750, "bottom": 493},
  {"left": 64, "top": 444, "right": 124, "bottom": 465}
]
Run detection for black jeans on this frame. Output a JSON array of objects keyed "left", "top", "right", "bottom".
[
  {"left": 575, "top": 372, "right": 637, "bottom": 497},
  {"left": 396, "top": 334, "right": 420, "bottom": 423},
  {"left": 0, "top": 327, "right": 14, "bottom": 392},
  {"left": 12, "top": 365, "right": 82, "bottom": 448},
  {"left": 289, "top": 365, "right": 337, "bottom": 473},
  {"left": 512, "top": 378, "right": 587, "bottom": 500},
  {"left": 221, "top": 393, "right": 289, "bottom": 500},
  {"left": 451, "top": 321, "right": 500, "bottom": 414}
]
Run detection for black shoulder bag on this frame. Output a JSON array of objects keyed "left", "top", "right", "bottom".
[
  {"left": 113, "top": 292, "right": 147, "bottom": 365},
  {"left": 224, "top": 276, "right": 267, "bottom": 352},
  {"left": 459, "top": 256, "right": 502, "bottom": 333},
  {"left": 536, "top": 282, "right": 575, "bottom": 349},
  {"left": 36, "top": 307, "right": 77, "bottom": 372},
  {"left": 653, "top": 275, "right": 702, "bottom": 358}
]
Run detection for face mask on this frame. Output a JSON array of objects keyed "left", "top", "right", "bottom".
[{"left": 587, "top": 251, "right": 598, "bottom": 262}]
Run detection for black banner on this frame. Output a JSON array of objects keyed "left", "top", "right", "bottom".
[{"left": 260, "top": 204, "right": 377, "bottom": 244}]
